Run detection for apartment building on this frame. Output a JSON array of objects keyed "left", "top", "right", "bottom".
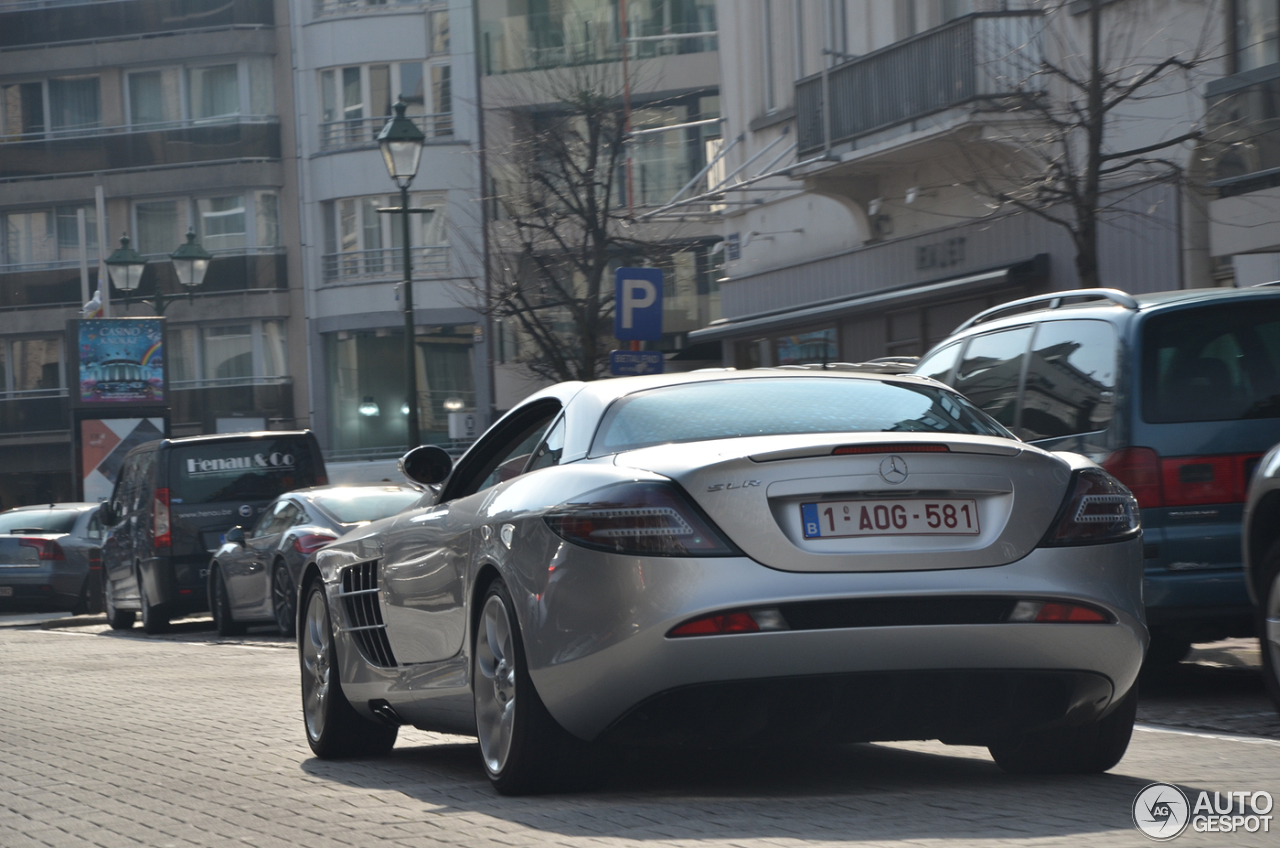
[
  {"left": 289, "top": 0, "right": 487, "bottom": 459},
  {"left": 694, "top": 0, "right": 1228, "bottom": 366},
  {"left": 0, "top": 0, "right": 307, "bottom": 506},
  {"left": 477, "top": 0, "right": 724, "bottom": 406}
]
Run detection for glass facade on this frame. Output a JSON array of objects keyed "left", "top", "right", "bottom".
[
  {"left": 326, "top": 326, "right": 476, "bottom": 453},
  {"left": 1237, "top": 0, "right": 1280, "bottom": 72},
  {"left": 479, "top": 0, "right": 717, "bottom": 75}
]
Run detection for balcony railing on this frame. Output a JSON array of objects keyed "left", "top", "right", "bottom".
[
  {"left": 171, "top": 377, "right": 294, "bottom": 433},
  {"left": 312, "top": 0, "right": 428, "bottom": 20},
  {"left": 0, "top": 119, "right": 280, "bottom": 180},
  {"left": 0, "top": 250, "right": 285, "bottom": 311},
  {"left": 1205, "top": 70, "right": 1280, "bottom": 197},
  {"left": 0, "top": 0, "right": 273, "bottom": 49},
  {"left": 318, "top": 114, "right": 453, "bottom": 152},
  {"left": 796, "top": 11, "right": 1044, "bottom": 155},
  {"left": 322, "top": 246, "right": 450, "bottom": 282},
  {"left": 0, "top": 390, "right": 68, "bottom": 436}
]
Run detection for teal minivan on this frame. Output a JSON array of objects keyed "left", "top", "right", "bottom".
[{"left": 914, "top": 287, "right": 1280, "bottom": 663}]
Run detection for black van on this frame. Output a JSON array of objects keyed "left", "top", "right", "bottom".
[{"left": 100, "top": 431, "right": 327, "bottom": 633}]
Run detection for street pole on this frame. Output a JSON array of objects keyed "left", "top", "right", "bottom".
[{"left": 401, "top": 183, "right": 420, "bottom": 450}]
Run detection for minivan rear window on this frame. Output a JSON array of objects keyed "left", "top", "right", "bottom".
[
  {"left": 169, "top": 439, "right": 320, "bottom": 504},
  {"left": 1143, "top": 301, "right": 1280, "bottom": 423}
]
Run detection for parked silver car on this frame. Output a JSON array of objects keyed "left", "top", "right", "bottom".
[
  {"left": 298, "top": 370, "right": 1147, "bottom": 794},
  {"left": 209, "top": 484, "right": 423, "bottom": 636},
  {"left": 0, "top": 503, "right": 104, "bottom": 614},
  {"left": 1241, "top": 446, "right": 1280, "bottom": 713}
]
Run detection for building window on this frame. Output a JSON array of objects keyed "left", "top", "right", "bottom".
[
  {"left": 775, "top": 329, "right": 837, "bottom": 365},
  {"left": 319, "top": 61, "right": 451, "bottom": 150},
  {"left": 124, "top": 59, "right": 273, "bottom": 128},
  {"left": 0, "top": 76, "right": 101, "bottom": 139},
  {"left": 326, "top": 325, "right": 476, "bottom": 454},
  {"left": 168, "top": 320, "right": 288, "bottom": 386},
  {"left": 4, "top": 337, "right": 63, "bottom": 395},
  {"left": 2, "top": 206, "right": 98, "bottom": 269},
  {"left": 321, "top": 193, "right": 449, "bottom": 281},
  {"left": 131, "top": 192, "right": 280, "bottom": 257}
]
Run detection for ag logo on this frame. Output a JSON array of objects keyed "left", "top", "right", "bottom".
[
  {"left": 1133, "top": 783, "right": 1190, "bottom": 840},
  {"left": 878, "top": 455, "right": 908, "bottom": 485},
  {"left": 238, "top": 504, "right": 253, "bottom": 518}
]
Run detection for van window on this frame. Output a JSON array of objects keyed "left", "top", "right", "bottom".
[
  {"left": 1143, "top": 302, "right": 1280, "bottom": 423},
  {"left": 168, "top": 438, "right": 320, "bottom": 504},
  {"left": 915, "top": 342, "right": 962, "bottom": 383},
  {"left": 952, "top": 327, "right": 1032, "bottom": 428},
  {"left": 1021, "top": 320, "right": 1118, "bottom": 440}
]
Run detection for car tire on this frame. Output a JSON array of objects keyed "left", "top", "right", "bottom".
[
  {"left": 71, "top": 575, "right": 92, "bottom": 616},
  {"left": 987, "top": 686, "right": 1138, "bottom": 774},
  {"left": 299, "top": 579, "right": 398, "bottom": 758},
  {"left": 211, "top": 565, "right": 246, "bottom": 637},
  {"left": 272, "top": 560, "right": 297, "bottom": 638},
  {"left": 1256, "top": 539, "right": 1280, "bottom": 714},
  {"left": 473, "top": 579, "right": 587, "bottom": 795},
  {"left": 104, "top": 575, "right": 135, "bottom": 630},
  {"left": 138, "top": 569, "right": 170, "bottom": 635}
]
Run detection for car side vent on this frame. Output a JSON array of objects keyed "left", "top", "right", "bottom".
[{"left": 339, "top": 561, "right": 397, "bottom": 668}]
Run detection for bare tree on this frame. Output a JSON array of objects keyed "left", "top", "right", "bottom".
[
  {"left": 956, "top": 0, "right": 1218, "bottom": 288},
  {"left": 481, "top": 63, "right": 671, "bottom": 383}
]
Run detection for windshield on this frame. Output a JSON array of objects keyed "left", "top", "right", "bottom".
[
  {"left": 1143, "top": 301, "right": 1280, "bottom": 423},
  {"left": 591, "top": 377, "right": 1013, "bottom": 455},
  {"left": 311, "top": 489, "right": 421, "bottom": 525},
  {"left": 169, "top": 439, "right": 321, "bottom": 504},
  {"left": 0, "top": 509, "right": 79, "bottom": 534}
]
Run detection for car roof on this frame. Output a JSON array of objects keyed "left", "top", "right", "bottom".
[
  {"left": 3, "top": 503, "right": 98, "bottom": 513},
  {"left": 938, "top": 286, "right": 1280, "bottom": 340},
  {"left": 288, "top": 484, "right": 418, "bottom": 497}
]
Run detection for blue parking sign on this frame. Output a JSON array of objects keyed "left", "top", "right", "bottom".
[{"left": 614, "top": 267, "right": 663, "bottom": 341}]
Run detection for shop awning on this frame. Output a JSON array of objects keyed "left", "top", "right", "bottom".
[{"left": 689, "top": 255, "right": 1049, "bottom": 343}]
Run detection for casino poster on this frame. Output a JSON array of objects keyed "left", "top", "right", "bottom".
[{"left": 76, "top": 318, "right": 165, "bottom": 404}]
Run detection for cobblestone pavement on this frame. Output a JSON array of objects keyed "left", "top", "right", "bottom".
[{"left": 2, "top": 617, "right": 1279, "bottom": 848}]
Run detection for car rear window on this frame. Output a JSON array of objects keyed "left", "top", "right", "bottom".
[
  {"left": 311, "top": 489, "right": 421, "bottom": 524},
  {"left": 592, "top": 377, "right": 1011, "bottom": 455},
  {"left": 0, "top": 510, "right": 79, "bottom": 534},
  {"left": 169, "top": 439, "right": 321, "bottom": 504},
  {"left": 1143, "top": 301, "right": 1280, "bottom": 423}
]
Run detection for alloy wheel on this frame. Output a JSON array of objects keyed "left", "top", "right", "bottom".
[
  {"left": 301, "top": 588, "right": 331, "bottom": 743},
  {"left": 272, "top": 563, "right": 296, "bottom": 635},
  {"left": 1268, "top": 575, "right": 1280, "bottom": 691},
  {"left": 475, "top": 593, "right": 518, "bottom": 775}
]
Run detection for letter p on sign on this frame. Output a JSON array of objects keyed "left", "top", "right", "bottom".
[{"left": 614, "top": 267, "right": 663, "bottom": 341}]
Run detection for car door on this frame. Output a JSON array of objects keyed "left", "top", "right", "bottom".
[
  {"left": 102, "top": 455, "right": 141, "bottom": 603},
  {"left": 380, "top": 401, "right": 562, "bottom": 665}
]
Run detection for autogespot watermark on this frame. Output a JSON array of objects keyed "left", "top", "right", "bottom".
[{"left": 1133, "top": 783, "right": 1274, "bottom": 840}]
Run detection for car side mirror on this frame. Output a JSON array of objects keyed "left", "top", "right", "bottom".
[
  {"left": 398, "top": 445, "right": 453, "bottom": 485},
  {"left": 224, "top": 526, "right": 246, "bottom": 546},
  {"left": 98, "top": 503, "right": 116, "bottom": 526}
]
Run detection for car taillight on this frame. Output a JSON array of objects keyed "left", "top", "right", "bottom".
[
  {"left": 668, "top": 607, "right": 789, "bottom": 637},
  {"left": 1040, "top": 468, "right": 1140, "bottom": 547},
  {"left": 1008, "top": 600, "right": 1110, "bottom": 623},
  {"left": 18, "top": 538, "right": 65, "bottom": 560},
  {"left": 1160, "top": 453, "right": 1261, "bottom": 507},
  {"left": 544, "top": 481, "right": 740, "bottom": 556},
  {"left": 293, "top": 533, "right": 338, "bottom": 554},
  {"left": 153, "top": 487, "right": 171, "bottom": 548},
  {"left": 1101, "top": 448, "right": 1162, "bottom": 508}
]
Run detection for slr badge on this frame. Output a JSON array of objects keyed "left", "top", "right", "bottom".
[{"left": 879, "top": 455, "right": 909, "bottom": 485}]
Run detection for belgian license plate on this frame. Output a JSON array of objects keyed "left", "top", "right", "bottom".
[
  {"left": 0, "top": 586, "right": 12, "bottom": 597},
  {"left": 801, "top": 498, "right": 980, "bottom": 538}
]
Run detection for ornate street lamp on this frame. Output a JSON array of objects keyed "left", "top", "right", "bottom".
[
  {"left": 104, "top": 233, "right": 147, "bottom": 296},
  {"left": 170, "top": 227, "right": 213, "bottom": 293},
  {"left": 377, "top": 97, "right": 427, "bottom": 450}
]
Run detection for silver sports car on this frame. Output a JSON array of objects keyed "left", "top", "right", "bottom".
[{"left": 298, "top": 370, "right": 1146, "bottom": 794}]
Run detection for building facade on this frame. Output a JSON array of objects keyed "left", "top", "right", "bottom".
[
  {"left": 695, "top": 0, "right": 1229, "bottom": 365},
  {"left": 0, "top": 0, "right": 308, "bottom": 506},
  {"left": 289, "top": 0, "right": 488, "bottom": 460}
]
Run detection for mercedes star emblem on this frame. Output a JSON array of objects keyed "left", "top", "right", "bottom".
[{"left": 879, "top": 455, "right": 909, "bottom": 484}]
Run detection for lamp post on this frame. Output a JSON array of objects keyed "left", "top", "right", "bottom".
[
  {"left": 104, "top": 229, "right": 212, "bottom": 314},
  {"left": 377, "top": 97, "right": 426, "bottom": 450}
]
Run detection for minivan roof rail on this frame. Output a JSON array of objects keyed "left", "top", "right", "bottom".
[{"left": 953, "top": 288, "right": 1139, "bottom": 334}]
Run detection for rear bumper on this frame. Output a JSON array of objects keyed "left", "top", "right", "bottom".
[
  {"left": 1142, "top": 568, "right": 1252, "bottom": 630},
  {"left": 0, "top": 567, "right": 86, "bottom": 604},
  {"left": 521, "top": 538, "right": 1146, "bottom": 742}
]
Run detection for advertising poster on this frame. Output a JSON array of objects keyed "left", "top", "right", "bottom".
[
  {"left": 77, "top": 318, "right": 165, "bottom": 404},
  {"left": 80, "top": 418, "right": 165, "bottom": 502}
]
